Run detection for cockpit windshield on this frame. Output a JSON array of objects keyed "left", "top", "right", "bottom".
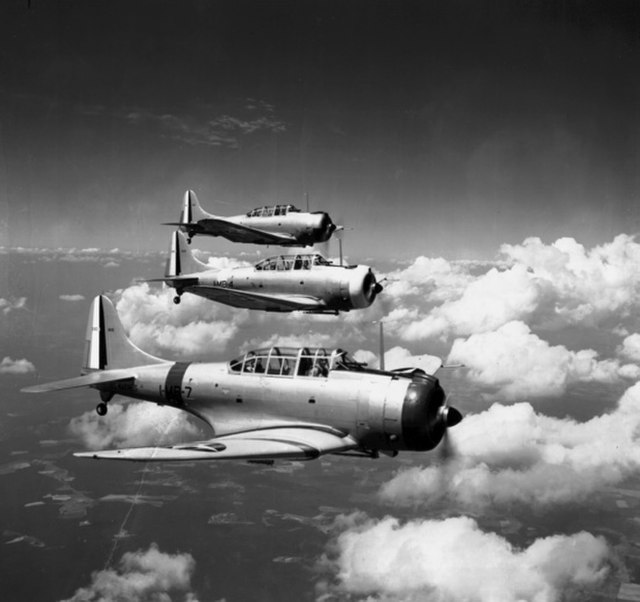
[
  {"left": 254, "top": 254, "right": 332, "bottom": 271},
  {"left": 228, "top": 347, "right": 365, "bottom": 377},
  {"left": 246, "top": 204, "right": 301, "bottom": 218}
]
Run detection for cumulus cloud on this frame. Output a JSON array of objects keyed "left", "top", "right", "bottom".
[
  {"left": 0, "top": 356, "right": 35, "bottom": 374},
  {"left": 59, "top": 294, "right": 85, "bottom": 302},
  {"left": 391, "top": 264, "right": 541, "bottom": 341},
  {"left": 61, "top": 543, "right": 199, "bottom": 602},
  {"left": 379, "top": 382, "right": 640, "bottom": 510},
  {"left": 69, "top": 402, "right": 202, "bottom": 450},
  {"left": 115, "top": 283, "right": 248, "bottom": 358},
  {"left": 618, "top": 333, "right": 640, "bottom": 363},
  {"left": 383, "top": 256, "right": 476, "bottom": 303},
  {"left": 501, "top": 234, "right": 640, "bottom": 325},
  {"left": 0, "top": 296, "right": 27, "bottom": 315},
  {"left": 448, "top": 321, "right": 638, "bottom": 400},
  {"left": 383, "top": 234, "right": 640, "bottom": 343},
  {"left": 322, "top": 513, "right": 609, "bottom": 602}
]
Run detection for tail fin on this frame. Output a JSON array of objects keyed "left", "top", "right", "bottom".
[
  {"left": 82, "top": 296, "right": 164, "bottom": 372},
  {"left": 180, "top": 189, "right": 210, "bottom": 224},
  {"left": 164, "top": 230, "right": 209, "bottom": 277}
]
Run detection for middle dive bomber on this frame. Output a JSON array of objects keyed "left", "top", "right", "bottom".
[
  {"left": 23, "top": 189, "right": 462, "bottom": 464},
  {"left": 152, "top": 230, "right": 383, "bottom": 313}
]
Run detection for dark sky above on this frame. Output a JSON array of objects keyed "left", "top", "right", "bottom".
[{"left": 1, "top": 0, "right": 639, "bottom": 258}]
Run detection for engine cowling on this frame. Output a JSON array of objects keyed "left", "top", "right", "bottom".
[
  {"left": 347, "top": 266, "right": 383, "bottom": 309},
  {"left": 311, "top": 212, "right": 337, "bottom": 242},
  {"left": 400, "top": 374, "right": 461, "bottom": 451}
]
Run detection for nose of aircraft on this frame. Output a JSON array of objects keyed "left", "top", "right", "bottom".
[
  {"left": 363, "top": 269, "right": 383, "bottom": 304},
  {"left": 316, "top": 213, "right": 337, "bottom": 241},
  {"left": 401, "top": 375, "right": 462, "bottom": 451}
]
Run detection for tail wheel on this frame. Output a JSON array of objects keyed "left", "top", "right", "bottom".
[{"left": 96, "top": 402, "right": 108, "bottom": 416}]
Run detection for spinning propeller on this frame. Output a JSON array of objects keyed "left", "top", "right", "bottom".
[{"left": 436, "top": 397, "right": 462, "bottom": 463}]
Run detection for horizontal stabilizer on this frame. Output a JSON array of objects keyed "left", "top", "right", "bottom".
[
  {"left": 146, "top": 277, "right": 200, "bottom": 287},
  {"left": 75, "top": 427, "right": 357, "bottom": 462},
  {"left": 22, "top": 369, "right": 137, "bottom": 393},
  {"left": 161, "top": 222, "right": 204, "bottom": 230}
]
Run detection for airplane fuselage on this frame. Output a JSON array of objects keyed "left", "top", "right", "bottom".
[
  {"left": 196, "top": 211, "right": 332, "bottom": 246},
  {"left": 234, "top": 212, "right": 331, "bottom": 245},
  {"left": 179, "top": 263, "right": 376, "bottom": 312},
  {"left": 97, "top": 362, "right": 447, "bottom": 453}
]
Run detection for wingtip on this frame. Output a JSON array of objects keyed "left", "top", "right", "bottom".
[
  {"left": 20, "top": 386, "right": 41, "bottom": 394},
  {"left": 74, "top": 452, "right": 101, "bottom": 459}
]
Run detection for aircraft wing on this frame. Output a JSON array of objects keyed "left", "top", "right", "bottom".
[
  {"left": 199, "top": 218, "right": 299, "bottom": 245},
  {"left": 189, "top": 285, "right": 323, "bottom": 312},
  {"left": 21, "top": 369, "right": 137, "bottom": 393},
  {"left": 74, "top": 427, "right": 358, "bottom": 462}
]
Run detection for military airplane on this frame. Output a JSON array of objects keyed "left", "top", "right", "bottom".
[
  {"left": 22, "top": 295, "right": 462, "bottom": 463},
  {"left": 152, "top": 230, "right": 382, "bottom": 313},
  {"left": 164, "top": 190, "right": 339, "bottom": 247}
]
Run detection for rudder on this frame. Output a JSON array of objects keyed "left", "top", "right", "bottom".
[
  {"left": 164, "top": 230, "right": 208, "bottom": 277},
  {"left": 180, "top": 189, "right": 209, "bottom": 224},
  {"left": 82, "top": 296, "right": 164, "bottom": 372}
]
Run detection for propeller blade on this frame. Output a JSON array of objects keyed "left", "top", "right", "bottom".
[{"left": 445, "top": 406, "right": 463, "bottom": 428}]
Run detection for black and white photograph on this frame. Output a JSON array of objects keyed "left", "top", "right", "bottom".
[{"left": 1, "top": 1, "right": 640, "bottom": 600}]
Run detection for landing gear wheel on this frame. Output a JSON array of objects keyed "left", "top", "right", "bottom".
[
  {"left": 96, "top": 402, "right": 108, "bottom": 416},
  {"left": 173, "top": 296, "right": 181, "bottom": 305},
  {"left": 187, "top": 238, "right": 192, "bottom": 245}
]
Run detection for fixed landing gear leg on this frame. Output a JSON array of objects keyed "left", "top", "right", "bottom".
[{"left": 96, "top": 402, "right": 108, "bottom": 416}]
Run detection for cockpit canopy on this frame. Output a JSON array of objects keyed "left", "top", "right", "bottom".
[
  {"left": 255, "top": 254, "right": 333, "bottom": 271},
  {"left": 246, "top": 205, "right": 301, "bottom": 218},
  {"left": 229, "top": 347, "right": 365, "bottom": 377}
]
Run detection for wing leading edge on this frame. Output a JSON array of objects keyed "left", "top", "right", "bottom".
[{"left": 74, "top": 427, "right": 358, "bottom": 462}]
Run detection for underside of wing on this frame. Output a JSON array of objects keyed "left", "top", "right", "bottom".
[
  {"left": 188, "top": 285, "right": 323, "bottom": 312},
  {"left": 200, "top": 218, "right": 298, "bottom": 245},
  {"left": 21, "top": 369, "right": 137, "bottom": 393},
  {"left": 74, "top": 427, "right": 358, "bottom": 462}
]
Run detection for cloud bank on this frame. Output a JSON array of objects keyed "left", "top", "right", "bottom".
[
  {"left": 0, "top": 297, "right": 27, "bottom": 315},
  {"left": 115, "top": 283, "right": 249, "bottom": 358},
  {"left": 384, "top": 234, "right": 640, "bottom": 342},
  {"left": 69, "top": 402, "right": 201, "bottom": 450},
  {"left": 322, "top": 513, "right": 609, "bottom": 602},
  {"left": 0, "top": 356, "right": 35, "bottom": 375},
  {"left": 448, "top": 320, "right": 638, "bottom": 400},
  {"left": 379, "top": 382, "right": 640, "bottom": 510},
  {"left": 59, "top": 294, "right": 86, "bottom": 302},
  {"left": 61, "top": 543, "right": 198, "bottom": 602}
]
